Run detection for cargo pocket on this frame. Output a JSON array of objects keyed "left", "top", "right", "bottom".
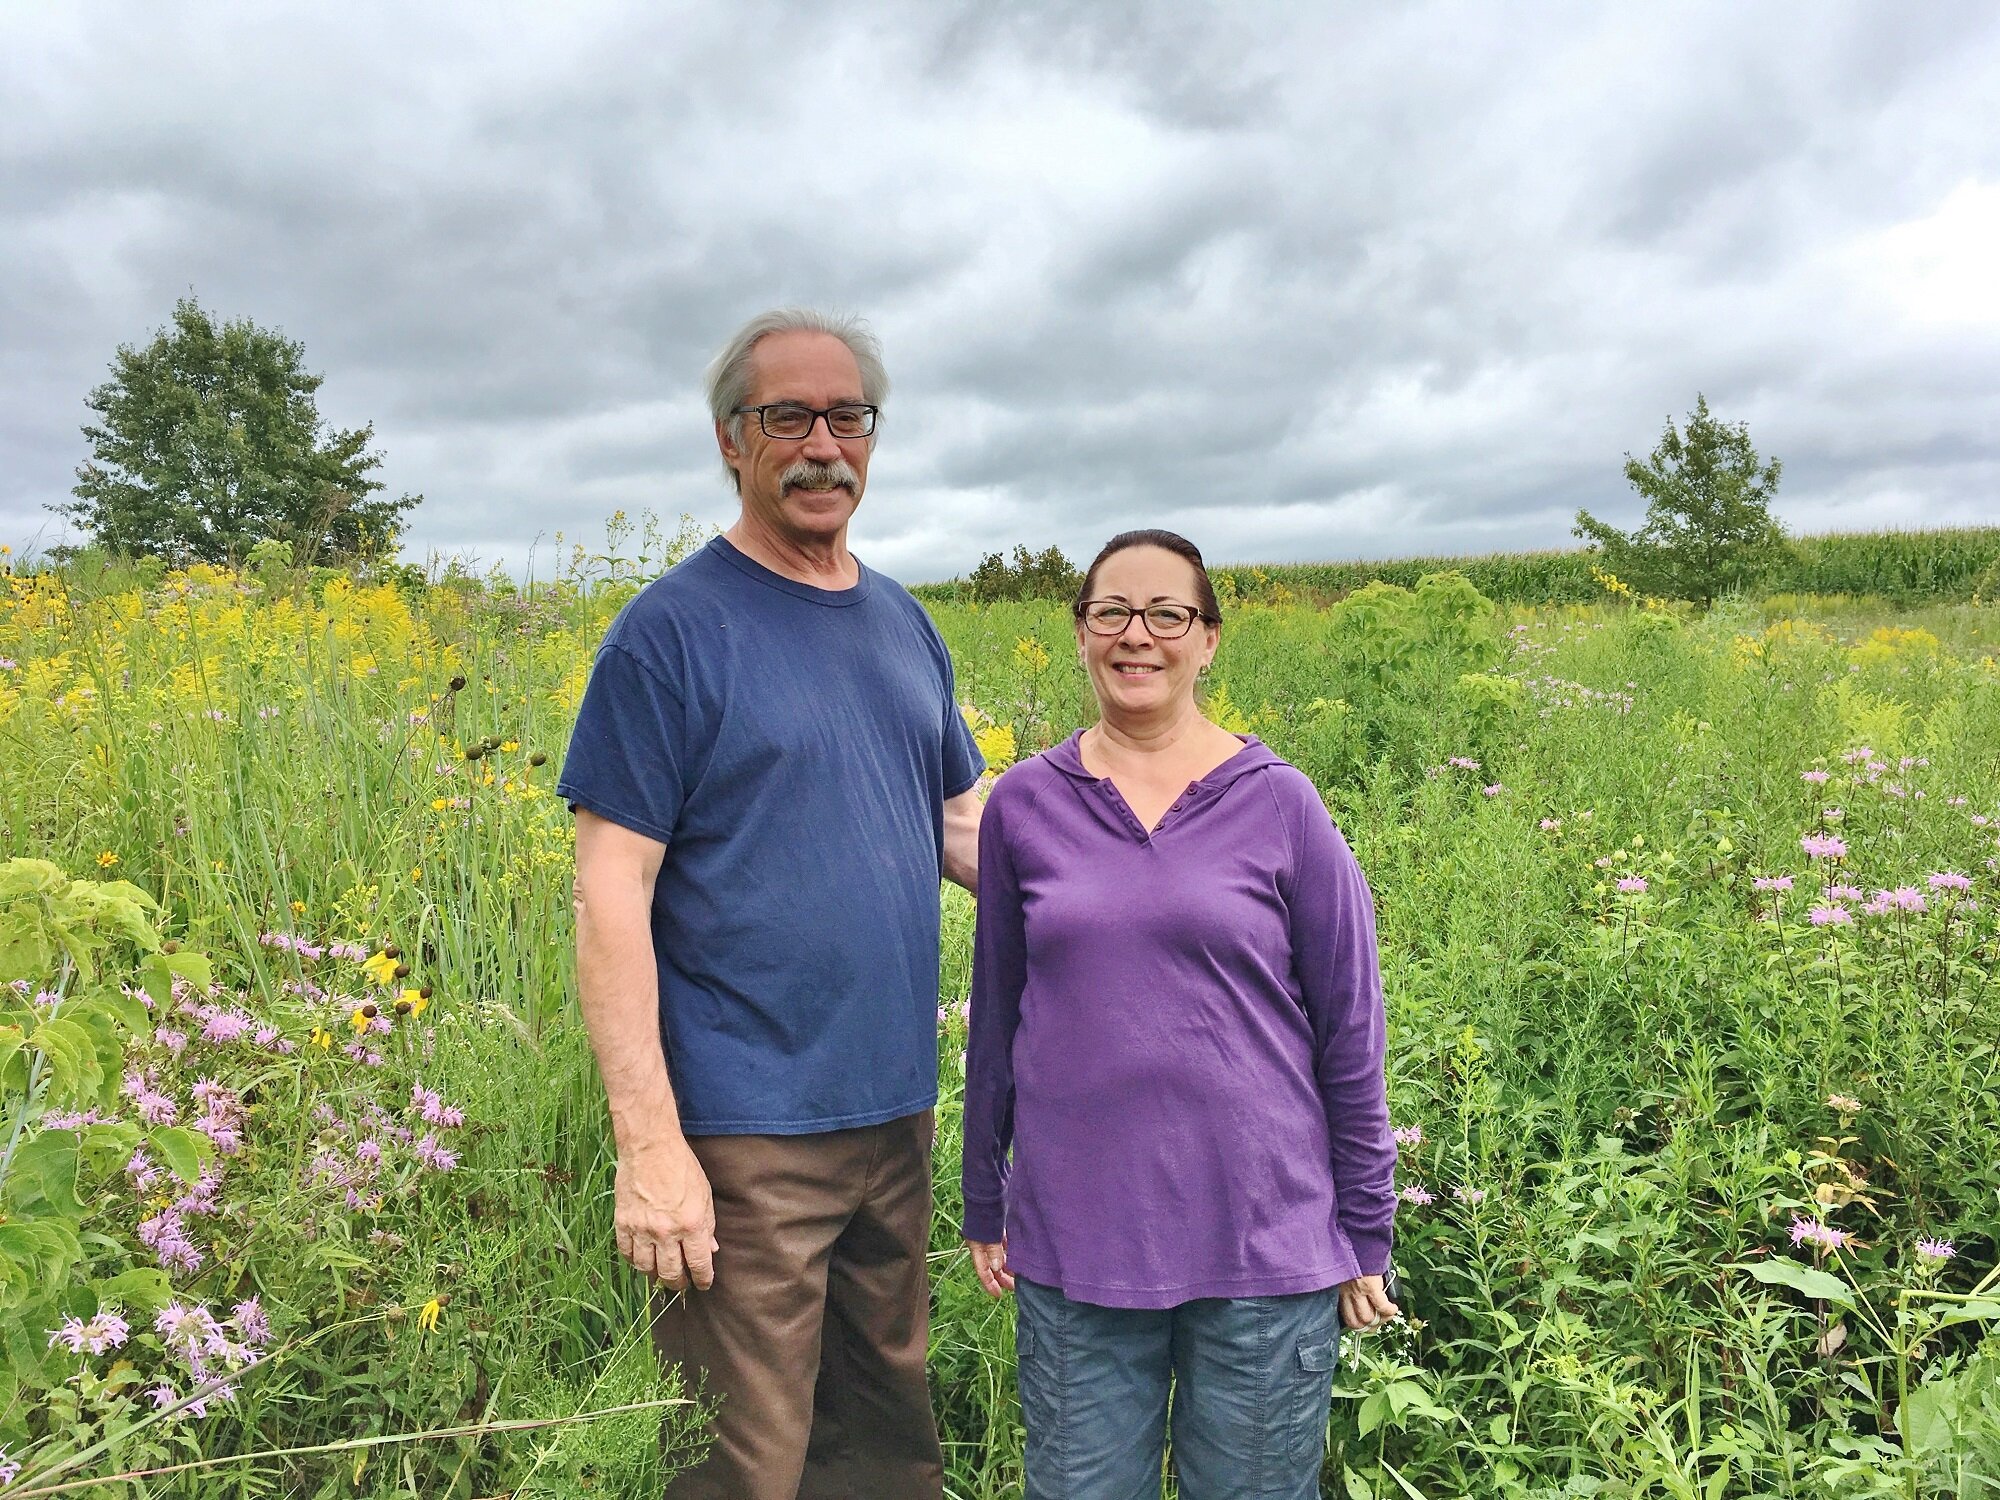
[
  {"left": 1286, "top": 1334, "right": 1339, "bottom": 1470},
  {"left": 1013, "top": 1310, "right": 1059, "bottom": 1460}
]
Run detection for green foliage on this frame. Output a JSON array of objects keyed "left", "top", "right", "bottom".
[
  {"left": 963, "top": 543, "right": 1083, "bottom": 604},
  {"left": 6, "top": 530, "right": 2000, "bottom": 1497},
  {"left": 0, "top": 862, "right": 191, "bottom": 1432},
  {"left": 58, "top": 296, "right": 421, "bottom": 567},
  {"left": 1575, "top": 393, "right": 1788, "bottom": 605}
]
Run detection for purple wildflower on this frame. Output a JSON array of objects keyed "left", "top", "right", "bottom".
[
  {"left": 41, "top": 1108, "right": 108, "bottom": 1129},
  {"left": 1392, "top": 1124, "right": 1424, "bottom": 1148},
  {"left": 199, "top": 1010, "right": 255, "bottom": 1044},
  {"left": 1801, "top": 833, "right": 1848, "bottom": 861},
  {"left": 1752, "top": 875, "right": 1794, "bottom": 892},
  {"left": 1927, "top": 872, "right": 1972, "bottom": 891},
  {"left": 231, "top": 1296, "right": 271, "bottom": 1347},
  {"left": 1616, "top": 876, "right": 1648, "bottom": 894},
  {"left": 1789, "top": 1216, "right": 1849, "bottom": 1251},
  {"left": 413, "top": 1134, "right": 460, "bottom": 1172},
  {"left": 1800, "top": 769, "right": 1831, "bottom": 785},
  {"left": 1398, "top": 1184, "right": 1435, "bottom": 1206},
  {"left": 139, "top": 1210, "right": 204, "bottom": 1273},
  {"left": 1915, "top": 1237, "right": 1956, "bottom": 1262},
  {"left": 1451, "top": 1184, "right": 1488, "bottom": 1204},
  {"left": 1539, "top": 818, "right": 1561, "bottom": 831},
  {"left": 1888, "top": 886, "right": 1928, "bottom": 912},
  {"left": 1808, "top": 905, "right": 1852, "bottom": 927},
  {"left": 1482, "top": 783, "right": 1503, "bottom": 797},
  {"left": 1826, "top": 883, "right": 1862, "bottom": 901}
]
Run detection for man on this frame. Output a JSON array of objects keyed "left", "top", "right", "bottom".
[{"left": 556, "top": 309, "right": 983, "bottom": 1499}]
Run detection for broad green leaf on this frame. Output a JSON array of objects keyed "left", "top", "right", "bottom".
[
  {"left": 95, "top": 1267, "right": 174, "bottom": 1314},
  {"left": 163, "top": 948, "right": 213, "bottom": 988},
  {"left": 6, "top": 1132, "right": 83, "bottom": 1217},
  {"left": 148, "top": 1125, "right": 211, "bottom": 1186},
  {"left": 1733, "top": 1258, "right": 1853, "bottom": 1304},
  {"left": 1358, "top": 1387, "right": 1392, "bottom": 1437},
  {"left": 1939, "top": 1299, "right": 2000, "bottom": 1328},
  {"left": 27, "top": 1017, "right": 103, "bottom": 1104},
  {"left": 1899, "top": 1380, "right": 1956, "bottom": 1458}
]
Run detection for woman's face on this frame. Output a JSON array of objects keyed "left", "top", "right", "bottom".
[{"left": 1076, "top": 545, "right": 1219, "bottom": 722}]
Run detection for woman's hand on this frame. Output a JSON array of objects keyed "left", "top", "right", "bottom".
[
  {"left": 1338, "top": 1273, "right": 1399, "bottom": 1329},
  {"left": 967, "top": 1238, "right": 1015, "bottom": 1298}
]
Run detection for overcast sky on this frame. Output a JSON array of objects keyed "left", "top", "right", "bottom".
[{"left": 4, "top": 2, "right": 1996, "bottom": 582}]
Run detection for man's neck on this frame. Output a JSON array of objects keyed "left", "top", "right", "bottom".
[{"left": 724, "top": 516, "right": 859, "bottom": 589}]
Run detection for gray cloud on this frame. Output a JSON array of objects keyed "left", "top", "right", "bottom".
[{"left": 4, "top": 1, "right": 1997, "bottom": 583}]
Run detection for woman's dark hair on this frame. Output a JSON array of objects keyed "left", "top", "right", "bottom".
[{"left": 1073, "top": 529, "right": 1222, "bottom": 624}]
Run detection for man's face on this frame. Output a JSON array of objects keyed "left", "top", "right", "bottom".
[{"left": 718, "top": 330, "right": 872, "bottom": 548}]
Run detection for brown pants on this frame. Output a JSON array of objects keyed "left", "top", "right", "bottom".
[{"left": 653, "top": 1110, "right": 945, "bottom": 1500}]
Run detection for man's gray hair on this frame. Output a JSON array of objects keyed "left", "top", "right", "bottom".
[{"left": 705, "top": 309, "right": 889, "bottom": 490}]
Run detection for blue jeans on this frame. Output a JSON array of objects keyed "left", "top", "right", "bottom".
[{"left": 1013, "top": 1277, "right": 1340, "bottom": 1500}]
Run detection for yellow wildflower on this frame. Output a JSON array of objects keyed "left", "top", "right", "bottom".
[
  {"left": 398, "top": 987, "right": 429, "bottom": 1018},
  {"left": 416, "top": 1297, "right": 443, "bottom": 1332},
  {"left": 96, "top": 850, "right": 120, "bottom": 868},
  {"left": 499, "top": 740, "right": 519, "bottom": 753},
  {"left": 973, "top": 722, "right": 1017, "bottom": 772},
  {"left": 410, "top": 866, "right": 423, "bottom": 883},
  {"left": 310, "top": 1027, "right": 334, "bottom": 1050},
  {"left": 360, "top": 950, "right": 400, "bottom": 987},
  {"left": 349, "top": 1006, "right": 373, "bottom": 1034},
  {"left": 291, "top": 899, "right": 308, "bottom": 915}
]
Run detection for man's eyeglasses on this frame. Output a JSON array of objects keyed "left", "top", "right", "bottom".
[
  {"left": 1075, "top": 600, "right": 1210, "bottom": 639},
  {"left": 733, "top": 403, "right": 879, "bottom": 440}
]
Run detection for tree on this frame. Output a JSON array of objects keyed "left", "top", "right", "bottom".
[
  {"left": 1574, "top": 394, "right": 1786, "bottom": 605},
  {"left": 57, "top": 297, "right": 420, "bottom": 566},
  {"left": 966, "top": 544, "right": 1083, "bottom": 603}
]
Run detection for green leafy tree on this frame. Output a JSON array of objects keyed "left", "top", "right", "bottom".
[
  {"left": 966, "top": 544, "right": 1083, "bottom": 603},
  {"left": 1574, "top": 393, "right": 1786, "bottom": 605},
  {"left": 57, "top": 297, "right": 420, "bottom": 566}
]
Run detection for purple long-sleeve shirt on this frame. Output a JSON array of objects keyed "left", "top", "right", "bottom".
[{"left": 960, "top": 732, "right": 1396, "bottom": 1309}]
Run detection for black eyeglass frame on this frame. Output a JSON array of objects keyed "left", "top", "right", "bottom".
[
  {"left": 731, "top": 403, "right": 880, "bottom": 440},
  {"left": 1073, "top": 599, "right": 1216, "bottom": 639}
]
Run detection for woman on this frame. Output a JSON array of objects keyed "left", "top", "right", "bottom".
[{"left": 960, "top": 529, "right": 1398, "bottom": 1500}]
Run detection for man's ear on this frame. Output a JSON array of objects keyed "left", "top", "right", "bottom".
[{"left": 716, "top": 419, "right": 742, "bottom": 469}]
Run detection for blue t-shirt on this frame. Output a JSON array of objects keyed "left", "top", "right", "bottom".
[{"left": 557, "top": 537, "right": 984, "bottom": 1134}]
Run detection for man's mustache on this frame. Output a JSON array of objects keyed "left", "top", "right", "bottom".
[{"left": 781, "top": 459, "right": 860, "bottom": 493}]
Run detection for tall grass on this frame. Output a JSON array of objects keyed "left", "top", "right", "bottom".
[{"left": 2, "top": 544, "right": 1997, "bottom": 1496}]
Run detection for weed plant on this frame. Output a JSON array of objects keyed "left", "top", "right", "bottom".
[{"left": 1, "top": 532, "right": 1996, "bottom": 1497}]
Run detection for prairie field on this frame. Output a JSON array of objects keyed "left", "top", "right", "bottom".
[{"left": 2, "top": 538, "right": 1998, "bottom": 1498}]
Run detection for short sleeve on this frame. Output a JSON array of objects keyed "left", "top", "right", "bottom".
[
  {"left": 555, "top": 643, "right": 688, "bottom": 845},
  {"left": 937, "top": 634, "right": 984, "bottom": 798}
]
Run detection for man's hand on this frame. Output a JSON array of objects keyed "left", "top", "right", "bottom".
[
  {"left": 1338, "top": 1273, "right": 1399, "bottom": 1329},
  {"left": 966, "top": 1238, "right": 1014, "bottom": 1298},
  {"left": 616, "top": 1136, "right": 719, "bottom": 1291}
]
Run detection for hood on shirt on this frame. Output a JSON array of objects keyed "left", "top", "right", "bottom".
[{"left": 1039, "top": 730, "right": 1285, "bottom": 793}]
